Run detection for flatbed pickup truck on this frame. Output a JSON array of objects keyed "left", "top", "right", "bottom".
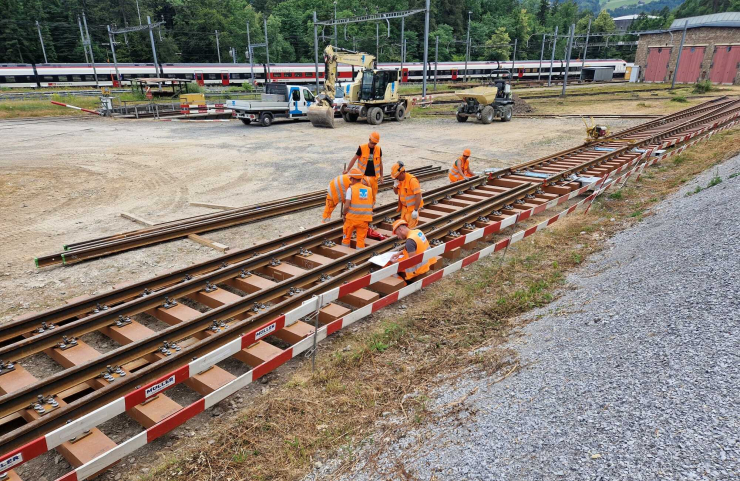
[{"left": 229, "top": 83, "right": 316, "bottom": 126}]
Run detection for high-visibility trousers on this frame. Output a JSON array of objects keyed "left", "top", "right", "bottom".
[
  {"left": 342, "top": 219, "right": 370, "bottom": 249},
  {"left": 323, "top": 196, "right": 339, "bottom": 222},
  {"left": 364, "top": 175, "right": 379, "bottom": 202},
  {"left": 400, "top": 204, "right": 419, "bottom": 229}
]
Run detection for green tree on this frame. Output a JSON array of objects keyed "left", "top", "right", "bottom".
[{"left": 485, "top": 26, "right": 511, "bottom": 60}]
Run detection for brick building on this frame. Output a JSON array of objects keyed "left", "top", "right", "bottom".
[{"left": 635, "top": 13, "right": 740, "bottom": 85}]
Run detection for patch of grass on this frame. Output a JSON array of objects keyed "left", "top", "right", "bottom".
[
  {"left": 608, "top": 190, "right": 623, "bottom": 200},
  {"left": 671, "top": 95, "right": 688, "bottom": 103},
  {"left": 636, "top": 102, "right": 652, "bottom": 108},
  {"left": 707, "top": 175, "right": 722, "bottom": 188},
  {"left": 673, "top": 155, "right": 687, "bottom": 166},
  {"left": 692, "top": 80, "right": 715, "bottom": 94},
  {"left": 729, "top": 172, "right": 740, "bottom": 179},
  {"left": 686, "top": 170, "right": 724, "bottom": 196},
  {"left": 146, "top": 127, "right": 740, "bottom": 481}
]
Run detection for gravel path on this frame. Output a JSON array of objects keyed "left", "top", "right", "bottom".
[{"left": 328, "top": 153, "right": 740, "bottom": 480}]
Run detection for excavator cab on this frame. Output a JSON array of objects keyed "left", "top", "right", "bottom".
[{"left": 359, "top": 70, "right": 398, "bottom": 101}]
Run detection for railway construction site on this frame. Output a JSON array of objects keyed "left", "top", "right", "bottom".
[{"left": 1, "top": 83, "right": 739, "bottom": 481}]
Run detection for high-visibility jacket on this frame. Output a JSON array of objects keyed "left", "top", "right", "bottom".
[
  {"left": 327, "top": 174, "right": 350, "bottom": 203},
  {"left": 345, "top": 183, "right": 374, "bottom": 222},
  {"left": 399, "top": 229, "right": 436, "bottom": 278},
  {"left": 397, "top": 173, "right": 423, "bottom": 211},
  {"left": 449, "top": 156, "right": 472, "bottom": 182},
  {"left": 358, "top": 143, "right": 382, "bottom": 177}
]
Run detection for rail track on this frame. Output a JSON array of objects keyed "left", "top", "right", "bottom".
[
  {"left": 35, "top": 166, "right": 447, "bottom": 268},
  {"left": 0, "top": 97, "right": 738, "bottom": 481}
]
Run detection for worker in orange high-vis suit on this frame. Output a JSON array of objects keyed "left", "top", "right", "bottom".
[
  {"left": 322, "top": 172, "right": 351, "bottom": 223},
  {"left": 391, "top": 161, "right": 423, "bottom": 229},
  {"left": 345, "top": 131, "right": 383, "bottom": 204},
  {"left": 341, "top": 168, "right": 374, "bottom": 249},
  {"left": 449, "top": 148, "right": 475, "bottom": 182},
  {"left": 389, "top": 219, "right": 437, "bottom": 284}
]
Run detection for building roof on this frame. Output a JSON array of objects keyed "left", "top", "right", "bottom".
[
  {"left": 613, "top": 14, "right": 658, "bottom": 21},
  {"left": 669, "top": 12, "right": 740, "bottom": 30}
]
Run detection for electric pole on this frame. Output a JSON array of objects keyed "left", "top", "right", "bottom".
[
  {"left": 264, "top": 18, "right": 271, "bottom": 79},
  {"left": 400, "top": 16, "right": 405, "bottom": 80},
  {"left": 215, "top": 30, "right": 221, "bottom": 63},
  {"left": 247, "top": 20, "right": 255, "bottom": 85},
  {"left": 538, "top": 33, "right": 546, "bottom": 81},
  {"left": 82, "top": 12, "right": 99, "bottom": 87},
  {"left": 672, "top": 22, "right": 688, "bottom": 89},
  {"left": 107, "top": 25, "right": 121, "bottom": 86},
  {"left": 147, "top": 16, "right": 160, "bottom": 77},
  {"left": 333, "top": 1, "right": 338, "bottom": 47},
  {"left": 547, "top": 25, "right": 558, "bottom": 87},
  {"left": 422, "top": 0, "right": 430, "bottom": 96},
  {"left": 434, "top": 35, "right": 439, "bottom": 91},
  {"left": 581, "top": 18, "right": 592, "bottom": 70},
  {"left": 561, "top": 24, "right": 575, "bottom": 97},
  {"left": 465, "top": 11, "right": 472, "bottom": 82},
  {"left": 36, "top": 21, "right": 48, "bottom": 63},
  {"left": 78, "top": 16, "right": 90, "bottom": 63}
]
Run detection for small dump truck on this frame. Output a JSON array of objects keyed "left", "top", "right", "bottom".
[
  {"left": 228, "top": 83, "right": 317, "bottom": 126},
  {"left": 455, "top": 81, "right": 514, "bottom": 124}
]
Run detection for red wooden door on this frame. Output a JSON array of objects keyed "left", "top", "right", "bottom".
[
  {"left": 194, "top": 71, "right": 204, "bottom": 86},
  {"left": 710, "top": 45, "right": 740, "bottom": 84},
  {"left": 220, "top": 71, "right": 230, "bottom": 86},
  {"left": 451, "top": 69, "right": 458, "bottom": 80},
  {"left": 675, "top": 46, "right": 705, "bottom": 83},
  {"left": 645, "top": 47, "right": 670, "bottom": 82},
  {"left": 401, "top": 67, "right": 409, "bottom": 82}
]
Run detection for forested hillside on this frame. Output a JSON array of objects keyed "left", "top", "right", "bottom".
[{"left": 0, "top": 0, "right": 736, "bottom": 66}]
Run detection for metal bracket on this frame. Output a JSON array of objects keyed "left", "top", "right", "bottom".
[
  {"left": 319, "top": 273, "right": 332, "bottom": 283},
  {"left": 299, "top": 247, "right": 313, "bottom": 257},
  {"left": 0, "top": 361, "right": 16, "bottom": 376},
  {"left": 160, "top": 341, "right": 180, "bottom": 356},
  {"left": 322, "top": 239, "right": 336, "bottom": 247},
  {"left": 98, "top": 365, "right": 126, "bottom": 383},
  {"left": 163, "top": 297, "right": 178, "bottom": 309},
  {"left": 93, "top": 303, "right": 109, "bottom": 313},
  {"left": 346, "top": 261, "right": 356, "bottom": 270},
  {"left": 34, "top": 321, "right": 56, "bottom": 334},
  {"left": 31, "top": 394, "right": 59, "bottom": 416},
  {"left": 287, "top": 287, "right": 304, "bottom": 297},
  {"left": 204, "top": 281, "right": 218, "bottom": 293},
  {"left": 56, "top": 336, "right": 78, "bottom": 350},
  {"left": 69, "top": 429, "right": 93, "bottom": 444},
  {"left": 463, "top": 223, "right": 475, "bottom": 230},
  {"left": 270, "top": 257, "right": 282, "bottom": 266},
  {"left": 113, "top": 315, "right": 132, "bottom": 328},
  {"left": 239, "top": 269, "right": 252, "bottom": 279}
]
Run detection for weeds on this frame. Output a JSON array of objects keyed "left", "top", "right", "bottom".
[
  {"left": 671, "top": 95, "right": 688, "bottom": 103},
  {"left": 686, "top": 169, "right": 723, "bottom": 196},
  {"left": 608, "top": 190, "right": 623, "bottom": 200},
  {"left": 692, "top": 80, "right": 714, "bottom": 94},
  {"left": 729, "top": 172, "right": 740, "bottom": 179}
]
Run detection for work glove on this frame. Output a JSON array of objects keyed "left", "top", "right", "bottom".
[
  {"left": 393, "top": 179, "right": 399, "bottom": 188},
  {"left": 411, "top": 210, "right": 418, "bottom": 219}
]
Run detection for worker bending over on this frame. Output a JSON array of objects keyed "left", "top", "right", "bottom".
[
  {"left": 389, "top": 219, "right": 437, "bottom": 284},
  {"left": 341, "top": 168, "right": 374, "bottom": 249},
  {"left": 391, "top": 161, "right": 423, "bottom": 229},
  {"left": 323, "top": 172, "right": 351, "bottom": 223},
  {"left": 449, "top": 149, "right": 475, "bottom": 182},
  {"left": 345, "top": 131, "right": 383, "bottom": 203}
]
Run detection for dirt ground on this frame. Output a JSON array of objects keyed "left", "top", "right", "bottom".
[{"left": 0, "top": 114, "right": 643, "bottom": 324}]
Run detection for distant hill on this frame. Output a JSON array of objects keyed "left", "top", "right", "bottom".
[{"left": 573, "top": 0, "right": 686, "bottom": 15}]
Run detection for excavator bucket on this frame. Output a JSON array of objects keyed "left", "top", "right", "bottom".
[{"left": 308, "top": 105, "right": 335, "bottom": 128}]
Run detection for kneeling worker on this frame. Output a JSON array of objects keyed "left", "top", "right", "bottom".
[
  {"left": 389, "top": 219, "right": 437, "bottom": 284},
  {"left": 391, "top": 161, "right": 423, "bottom": 229},
  {"left": 449, "top": 148, "right": 475, "bottom": 183},
  {"left": 341, "top": 168, "right": 374, "bottom": 249},
  {"left": 323, "top": 172, "right": 350, "bottom": 223}
]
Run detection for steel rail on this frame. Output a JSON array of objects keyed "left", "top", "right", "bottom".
[
  {"left": 3, "top": 103, "right": 733, "bottom": 455},
  {"left": 36, "top": 168, "right": 448, "bottom": 267},
  {"left": 507, "top": 98, "right": 732, "bottom": 175},
  {"left": 0, "top": 180, "right": 536, "bottom": 441},
  {"left": 64, "top": 166, "right": 444, "bottom": 251},
  {"left": 0, "top": 178, "right": 481, "bottom": 346},
  {"left": 543, "top": 101, "right": 740, "bottom": 183}
]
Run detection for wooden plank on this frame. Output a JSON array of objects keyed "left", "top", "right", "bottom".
[{"left": 189, "top": 202, "right": 238, "bottom": 210}]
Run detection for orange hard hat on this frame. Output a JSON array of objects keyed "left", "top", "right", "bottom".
[
  {"left": 369, "top": 131, "right": 380, "bottom": 143},
  {"left": 390, "top": 161, "right": 405, "bottom": 179},
  {"left": 348, "top": 168, "right": 364, "bottom": 179},
  {"left": 463, "top": 148, "right": 471, "bottom": 157},
  {"left": 392, "top": 219, "right": 408, "bottom": 233}
]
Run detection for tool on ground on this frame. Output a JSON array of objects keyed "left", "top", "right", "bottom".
[{"left": 583, "top": 116, "right": 610, "bottom": 142}]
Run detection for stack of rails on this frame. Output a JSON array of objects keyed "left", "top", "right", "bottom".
[
  {"left": 0, "top": 98, "right": 738, "bottom": 481},
  {"left": 35, "top": 166, "right": 447, "bottom": 267}
]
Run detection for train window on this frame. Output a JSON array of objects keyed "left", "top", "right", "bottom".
[
  {"left": 232, "top": 73, "right": 240, "bottom": 79},
  {"left": 42, "top": 76, "right": 54, "bottom": 81},
  {"left": 284, "top": 72, "right": 293, "bottom": 77},
  {"left": 294, "top": 72, "right": 302, "bottom": 78},
  {"left": 72, "top": 75, "right": 81, "bottom": 81},
  {"left": 273, "top": 73, "right": 282, "bottom": 77},
  {"left": 319, "top": 72, "right": 324, "bottom": 78},
  {"left": 58, "top": 75, "right": 68, "bottom": 82},
  {"left": 0, "top": 76, "right": 12, "bottom": 83},
  {"left": 306, "top": 72, "right": 314, "bottom": 78},
  {"left": 208, "top": 74, "right": 217, "bottom": 80}
]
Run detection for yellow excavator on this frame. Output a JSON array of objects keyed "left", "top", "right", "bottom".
[{"left": 308, "top": 45, "right": 408, "bottom": 128}]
